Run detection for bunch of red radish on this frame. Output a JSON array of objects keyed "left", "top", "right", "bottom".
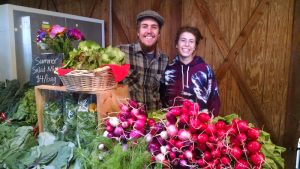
[
  {"left": 104, "top": 100, "right": 148, "bottom": 143},
  {"left": 104, "top": 99, "right": 266, "bottom": 169},
  {"left": 147, "top": 99, "right": 265, "bottom": 169}
]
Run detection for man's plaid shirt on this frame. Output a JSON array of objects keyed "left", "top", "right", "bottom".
[{"left": 118, "top": 42, "right": 168, "bottom": 111}]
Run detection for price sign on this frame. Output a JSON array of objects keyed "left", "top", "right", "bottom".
[{"left": 30, "top": 53, "right": 63, "bottom": 85}]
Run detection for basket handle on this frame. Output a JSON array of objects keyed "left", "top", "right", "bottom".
[{"left": 94, "top": 66, "right": 110, "bottom": 72}]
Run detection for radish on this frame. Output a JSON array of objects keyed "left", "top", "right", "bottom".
[
  {"left": 169, "top": 151, "right": 176, "bottom": 159},
  {"left": 179, "top": 114, "right": 189, "bottom": 124},
  {"left": 134, "top": 119, "right": 146, "bottom": 130},
  {"left": 205, "top": 123, "right": 217, "bottom": 135},
  {"left": 197, "top": 133, "right": 208, "bottom": 144},
  {"left": 180, "top": 107, "right": 189, "bottom": 115},
  {"left": 203, "top": 151, "right": 212, "bottom": 161},
  {"left": 179, "top": 159, "right": 187, "bottom": 167},
  {"left": 155, "top": 153, "right": 165, "bottom": 162},
  {"left": 106, "top": 125, "right": 114, "bottom": 132},
  {"left": 136, "top": 114, "right": 147, "bottom": 121},
  {"left": 113, "top": 126, "right": 124, "bottom": 137},
  {"left": 98, "top": 143, "right": 105, "bottom": 150},
  {"left": 160, "top": 146, "right": 168, "bottom": 155},
  {"left": 166, "top": 112, "right": 177, "bottom": 124},
  {"left": 234, "top": 159, "right": 249, "bottom": 169},
  {"left": 170, "top": 107, "right": 181, "bottom": 116},
  {"left": 250, "top": 152, "right": 265, "bottom": 166},
  {"left": 103, "top": 131, "right": 109, "bottom": 137},
  {"left": 236, "top": 120, "right": 249, "bottom": 132},
  {"left": 215, "top": 121, "right": 226, "bottom": 130},
  {"left": 121, "top": 121, "right": 129, "bottom": 128},
  {"left": 183, "top": 150, "right": 193, "bottom": 160},
  {"left": 147, "top": 118, "right": 156, "bottom": 127},
  {"left": 247, "top": 127, "right": 260, "bottom": 140},
  {"left": 131, "top": 108, "right": 140, "bottom": 118},
  {"left": 220, "top": 156, "right": 230, "bottom": 166},
  {"left": 109, "top": 117, "right": 120, "bottom": 127},
  {"left": 189, "top": 118, "right": 201, "bottom": 130},
  {"left": 236, "top": 133, "right": 247, "bottom": 145},
  {"left": 166, "top": 124, "right": 178, "bottom": 137},
  {"left": 190, "top": 103, "right": 200, "bottom": 112},
  {"left": 188, "top": 110, "right": 197, "bottom": 116},
  {"left": 120, "top": 103, "right": 130, "bottom": 112},
  {"left": 160, "top": 131, "right": 168, "bottom": 140},
  {"left": 145, "top": 133, "right": 153, "bottom": 142},
  {"left": 178, "top": 130, "right": 191, "bottom": 141},
  {"left": 197, "top": 158, "right": 206, "bottom": 167},
  {"left": 198, "top": 113, "right": 211, "bottom": 123},
  {"left": 148, "top": 142, "right": 160, "bottom": 155},
  {"left": 128, "top": 100, "right": 138, "bottom": 108},
  {"left": 246, "top": 140, "right": 261, "bottom": 153},
  {"left": 211, "top": 149, "right": 221, "bottom": 158},
  {"left": 230, "top": 146, "right": 242, "bottom": 160},
  {"left": 129, "top": 129, "right": 143, "bottom": 139},
  {"left": 183, "top": 99, "right": 192, "bottom": 108},
  {"left": 175, "top": 140, "right": 185, "bottom": 149}
]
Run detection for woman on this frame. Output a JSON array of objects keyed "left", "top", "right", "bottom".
[{"left": 161, "top": 26, "right": 220, "bottom": 116}]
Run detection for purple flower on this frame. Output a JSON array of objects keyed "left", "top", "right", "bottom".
[
  {"left": 36, "top": 30, "right": 47, "bottom": 42},
  {"left": 68, "top": 28, "right": 85, "bottom": 40},
  {"left": 49, "top": 25, "right": 66, "bottom": 38}
]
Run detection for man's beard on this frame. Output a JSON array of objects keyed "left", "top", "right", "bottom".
[{"left": 139, "top": 40, "right": 157, "bottom": 54}]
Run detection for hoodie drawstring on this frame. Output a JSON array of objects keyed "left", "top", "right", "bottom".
[{"left": 181, "top": 65, "right": 190, "bottom": 90}]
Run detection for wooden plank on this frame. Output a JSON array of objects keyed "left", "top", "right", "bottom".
[
  {"left": 195, "top": 0, "right": 229, "bottom": 59},
  {"left": 215, "top": 0, "right": 270, "bottom": 82},
  {"left": 283, "top": 0, "right": 300, "bottom": 148},
  {"left": 195, "top": 0, "right": 271, "bottom": 133},
  {"left": 112, "top": 9, "right": 130, "bottom": 43}
]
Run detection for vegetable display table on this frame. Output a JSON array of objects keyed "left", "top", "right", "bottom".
[{"left": 34, "top": 84, "right": 128, "bottom": 132}]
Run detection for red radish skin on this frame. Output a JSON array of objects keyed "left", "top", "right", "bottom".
[
  {"left": 197, "top": 133, "right": 209, "bottom": 144},
  {"left": 183, "top": 99, "right": 192, "bottom": 108},
  {"left": 247, "top": 140, "right": 262, "bottom": 153},
  {"left": 220, "top": 156, "right": 231, "bottom": 166},
  {"left": 179, "top": 114, "right": 190, "bottom": 124},
  {"left": 198, "top": 113, "right": 211, "bottom": 123},
  {"left": 247, "top": 127, "right": 260, "bottom": 140},
  {"left": 250, "top": 152, "right": 265, "bottom": 166},
  {"left": 236, "top": 120, "right": 249, "bottom": 132},
  {"left": 180, "top": 107, "right": 189, "bottom": 115},
  {"left": 205, "top": 123, "right": 217, "bottom": 135},
  {"left": 215, "top": 121, "right": 227, "bottom": 130},
  {"left": 170, "top": 107, "right": 181, "bottom": 116},
  {"left": 230, "top": 146, "right": 243, "bottom": 160},
  {"left": 234, "top": 159, "right": 249, "bottom": 169}
]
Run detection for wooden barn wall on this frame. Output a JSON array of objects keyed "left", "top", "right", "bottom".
[{"left": 3, "top": 0, "right": 295, "bottom": 145}]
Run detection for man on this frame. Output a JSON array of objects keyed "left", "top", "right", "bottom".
[{"left": 118, "top": 10, "right": 169, "bottom": 111}]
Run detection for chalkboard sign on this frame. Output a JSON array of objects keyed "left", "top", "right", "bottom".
[{"left": 30, "top": 53, "right": 63, "bottom": 85}]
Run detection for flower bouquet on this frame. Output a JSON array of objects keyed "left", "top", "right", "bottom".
[{"left": 36, "top": 24, "right": 85, "bottom": 62}]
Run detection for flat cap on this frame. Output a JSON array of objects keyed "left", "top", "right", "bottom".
[{"left": 136, "top": 10, "right": 164, "bottom": 27}]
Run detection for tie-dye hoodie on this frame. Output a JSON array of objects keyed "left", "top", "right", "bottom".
[{"left": 160, "top": 55, "right": 220, "bottom": 116}]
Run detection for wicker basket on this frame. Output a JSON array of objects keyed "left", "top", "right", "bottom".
[{"left": 58, "top": 66, "right": 117, "bottom": 92}]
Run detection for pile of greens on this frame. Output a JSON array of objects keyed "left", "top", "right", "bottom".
[
  {"left": 0, "top": 80, "right": 25, "bottom": 118},
  {"left": 12, "top": 88, "right": 37, "bottom": 126},
  {"left": 74, "top": 135, "right": 151, "bottom": 169},
  {"left": 63, "top": 40, "right": 125, "bottom": 70}
]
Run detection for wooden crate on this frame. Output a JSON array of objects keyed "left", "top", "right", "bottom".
[{"left": 34, "top": 84, "right": 128, "bottom": 132}]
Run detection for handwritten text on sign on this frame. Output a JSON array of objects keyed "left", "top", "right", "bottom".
[{"left": 30, "top": 53, "right": 63, "bottom": 85}]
